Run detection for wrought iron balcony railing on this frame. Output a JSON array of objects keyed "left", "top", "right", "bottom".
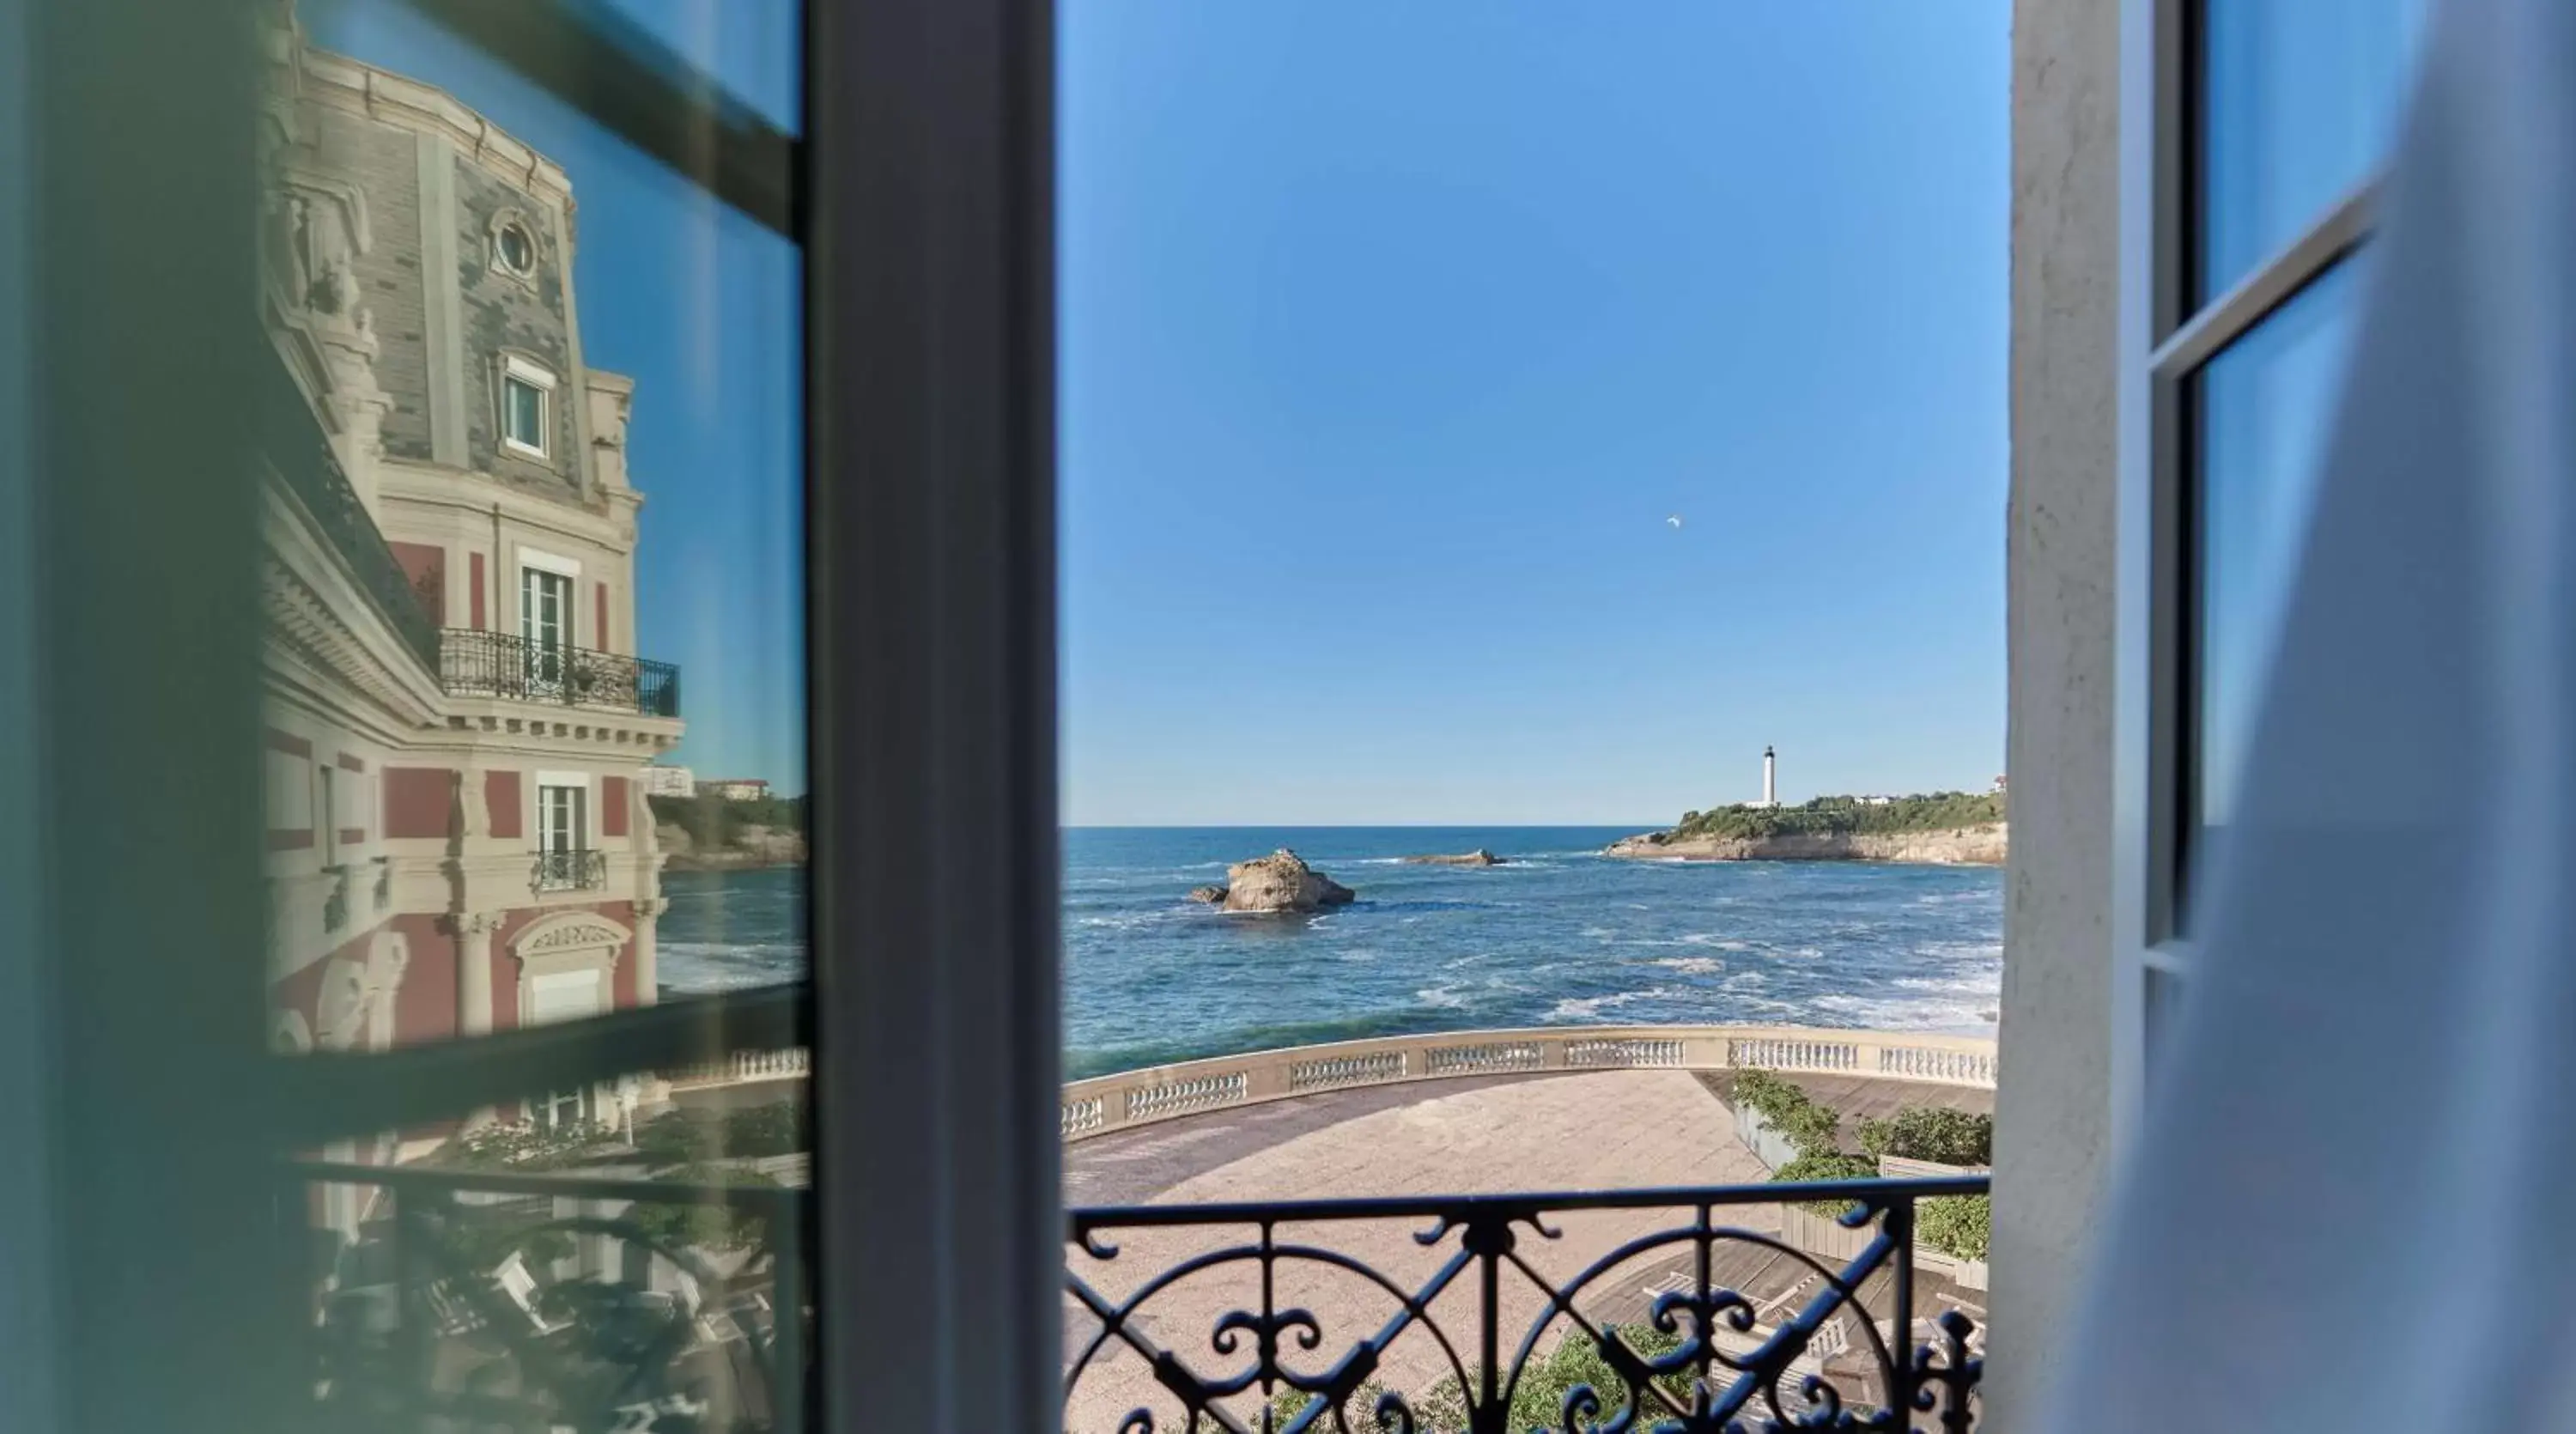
[
  {"left": 443, "top": 628, "right": 683, "bottom": 718},
  {"left": 531, "top": 848, "right": 611, "bottom": 894},
  {"left": 265, "top": 362, "right": 445, "bottom": 674},
  {"left": 289, "top": 1158, "right": 1984, "bottom": 1434}
]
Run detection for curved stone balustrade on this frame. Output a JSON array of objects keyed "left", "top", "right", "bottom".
[
  {"left": 655, "top": 1024, "right": 1996, "bottom": 1145},
  {"left": 662, "top": 1046, "right": 811, "bottom": 1090},
  {"left": 1059, "top": 1024, "right": 1996, "bottom": 1144}
]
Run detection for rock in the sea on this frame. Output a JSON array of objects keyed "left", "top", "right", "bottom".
[
  {"left": 1185, "top": 884, "right": 1228, "bottom": 904},
  {"left": 1402, "top": 848, "right": 1505, "bottom": 866},
  {"left": 1218, "top": 848, "right": 1356, "bottom": 914}
]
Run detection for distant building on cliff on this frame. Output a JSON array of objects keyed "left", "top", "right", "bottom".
[
  {"left": 257, "top": 10, "right": 683, "bottom": 1192},
  {"left": 699, "top": 777, "right": 773, "bottom": 801},
  {"left": 640, "top": 764, "right": 698, "bottom": 799}
]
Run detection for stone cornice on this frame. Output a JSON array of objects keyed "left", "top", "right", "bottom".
[
  {"left": 299, "top": 47, "right": 577, "bottom": 222},
  {"left": 425, "top": 707, "right": 684, "bottom": 756},
  {"left": 376, "top": 460, "right": 626, "bottom": 544},
  {"left": 262, "top": 486, "right": 446, "bottom": 733}
]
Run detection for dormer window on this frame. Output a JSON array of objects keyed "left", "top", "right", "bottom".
[
  {"left": 501, "top": 355, "right": 555, "bottom": 459},
  {"left": 492, "top": 216, "right": 538, "bottom": 278}
]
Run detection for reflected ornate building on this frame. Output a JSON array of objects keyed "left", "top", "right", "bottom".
[{"left": 254, "top": 9, "right": 683, "bottom": 1161}]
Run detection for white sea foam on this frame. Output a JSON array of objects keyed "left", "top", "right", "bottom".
[
  {"left": 1651, "top": 957, "right": 1726, "bottom": 976},
  {"left": 1546, "top": 993, "right": 1634, "bottom": 1020},
  {"left": 657, "top": 940, "right": 807, "bottom": 994}
]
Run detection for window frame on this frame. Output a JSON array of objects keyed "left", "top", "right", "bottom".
[
  {"left": 491, "top": 213, "right": 538, "bottom": 280},
  {"left": 2111, "top": 0, "right": 2384, "bottom": 1144},
  {"left": 500, "top": 352, "right": 555, "bottom": 459},
  {"left": 20, "top": 2, "right": 1059, "bottom": 1429}
]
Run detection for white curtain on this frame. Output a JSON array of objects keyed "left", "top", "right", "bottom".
[{"left": 2046, "top": 0, "right": 2576, "bottom": 1426}]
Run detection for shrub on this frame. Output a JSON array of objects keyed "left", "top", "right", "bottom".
[
  {"left": 1854, "top": 1107, "right": 1992, "bottom": 1167},
  {"left": 621, "top": 1163, "right": 779, "bottom": 1254},
  {"left": 1727, "top": 1067, "right": 1806, "bottom": 1123},
  {"left": 1262, "top": 1324, "right": 1697, "bottom": 1432},
  {"left": 632, "top": 1100, "right": 807, "bottom": 1170},
  {"left": 1771, "top": 1151, "right": 1880, "bottom": 1214},
  {"left": 1917, "top": 1194, "right": 1991, "bottom": 1262},
  {"left": 1728, "top": 1068, "right": 1843, "bottom": 1158},
  {"left": 1771, "top": 1102, "right": 1842, "bottom": 1158},
  {"left": 440, "top": 1119, "right": 610, "bottom": 1171}
]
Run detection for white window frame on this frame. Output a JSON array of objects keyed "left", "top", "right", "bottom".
[
  {"left": 2111, "top": 0, "right": 2391, "bottom": 1148},
  {"left": 490, "top": 212, "right": 540, "bottom": 281},
  {"left": 500, "top": 354, "right": 556, "bottom": 459},
  {"left": 533, "top": 769, "right": 589, "bottom": 854}
]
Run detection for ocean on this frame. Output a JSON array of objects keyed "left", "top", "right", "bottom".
[{"left": 658, "top": 826, "right": 2003, "bottom": 1080}]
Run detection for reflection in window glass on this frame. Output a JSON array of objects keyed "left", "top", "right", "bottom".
[
  {"left": 259, "top": 1, "right": 809, "bottom": 1425},
  {"left": 2198, "top": 0, "right": 2427, "bottom": 302},
  {"left": 2189, "top": 264, "right": 2356, "bottom": 894},
  {"left": 301, "top": 1060, "right": 809, "bottom": 1431},
  {"left": 262, "top": 1, "right": 807, "bottom": 1057}
]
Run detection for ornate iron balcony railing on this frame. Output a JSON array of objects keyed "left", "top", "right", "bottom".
[
  {"left": 443, "top": 628, "right": 683, "bottom": 718},
  {"left": 289, "top": 1158, "right": 1984, "bottom": 1434},
  {"left": 531, "top": 848, "right": 610, "bottom": 894},
  {"left": 265, "top": 362, "right": 445, "bottom": 674},
  {"left": 1067, "top": 1177, "right": 1984, "bottom": 1433}
]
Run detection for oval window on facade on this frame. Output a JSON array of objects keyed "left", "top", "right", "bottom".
[{"left": 494, "top": 219, "right": 535, "bottom": 275}]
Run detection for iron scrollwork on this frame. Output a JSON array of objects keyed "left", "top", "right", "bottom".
[{"left": 1065, "top": 1177, "right": 1986, "bottom": 1434}]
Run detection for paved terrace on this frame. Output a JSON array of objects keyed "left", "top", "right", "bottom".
[{"left": 1062, "top": 1065, "right": 1992, "bottom": 1431}]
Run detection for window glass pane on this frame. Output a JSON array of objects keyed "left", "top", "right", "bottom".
[
  {"left": 296, "top": 1059, "right": 809, "bottom": 1431},
  {"left": 258, "top": 2, "right": 811, "bottom": 1426},
  {"left": 2186, "top": 263, "right": 2358, "bottom": 909},
  {"left": 2196, "top": 0, "right": 2427, "bottom": 302},
  {"left": 264, "top": 0, "right": 810, "bottom": 1056},
  {"left": 596, "top": 0, "right": 804, "bottom": 136},
  {"left": 507, "top": 376, "right": 545, "bottom": 448}
]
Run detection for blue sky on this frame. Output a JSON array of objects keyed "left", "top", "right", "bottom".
[
  {"left": 1061, "top": 3, "right": 2009, "bottom": 824},
  {"left": 328, "top": 3, "right": 2008, "bottom": 824}
]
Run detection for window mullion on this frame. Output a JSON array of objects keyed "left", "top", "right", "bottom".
[{"left": 2152, "top": 179, "right": 2378, "bottom": 381}]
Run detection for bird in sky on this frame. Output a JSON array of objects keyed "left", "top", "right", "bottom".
[{"left": 1666, "top": 514, "right": 1684, "bottom": 530}]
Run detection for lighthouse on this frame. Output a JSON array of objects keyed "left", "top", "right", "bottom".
[{"left": 1762, "top": 745, "right": 1777, "bottom": 808}]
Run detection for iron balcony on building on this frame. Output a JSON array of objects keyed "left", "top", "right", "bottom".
[
  {"left": 529, "top": 848, "right": 610, "bottom": 895},
  {"left": 266, "top": 364, "right": 445, "bottom": 675},
  {"left": 445, "top": 629, "right": 683, "bottom": 719},
  {"left": 291, "top": 1160, "right": 1984, "bottom": 1433}
]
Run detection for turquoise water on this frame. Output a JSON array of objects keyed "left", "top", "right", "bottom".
[{"left": 656, "top": 827, "right": 2003, "bottom": 1079}]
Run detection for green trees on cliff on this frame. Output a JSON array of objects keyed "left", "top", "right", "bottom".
[{"left": 1670, "top": 790, "right": 2003, "bottom": 842}]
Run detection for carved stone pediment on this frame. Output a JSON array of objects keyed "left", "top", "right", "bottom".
[{"left": 510, "top": 911, "right": 633, "bottom": 963}]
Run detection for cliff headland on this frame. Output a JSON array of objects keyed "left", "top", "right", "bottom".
[{"left": 1607, "top": 791, "right": 2006, "bottom": 866}]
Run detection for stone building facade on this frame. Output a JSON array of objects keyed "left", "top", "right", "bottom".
[{"left": 253, "top": 13, "right": 683, "bottom": 1166}]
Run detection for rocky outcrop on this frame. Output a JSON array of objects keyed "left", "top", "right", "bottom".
[
  {"left": 657, "top": 822, "right": 809, "bottom": 872},
  {"left": 1196, "top": 848, "right": 1357, "bottom": 914},
  {"left": 1603, "top": 823, "right": 2007, "bottom": 866},
  {"left": 1402, "top": 848, "right": 1506, "bottom": 866}
]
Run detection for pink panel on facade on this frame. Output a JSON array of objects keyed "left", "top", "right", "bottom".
[
  {"left": 387, "top": 541, "right": 446, "bottom": 627},
  {"left": 602, "top": 776, "right": 630, "bottom": 837},
  {"left": 486, "top": 770, "right": 523, "bottom": 839},
  {"left": 382, "top": 768, "right": 453, "bottom": 840}
]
